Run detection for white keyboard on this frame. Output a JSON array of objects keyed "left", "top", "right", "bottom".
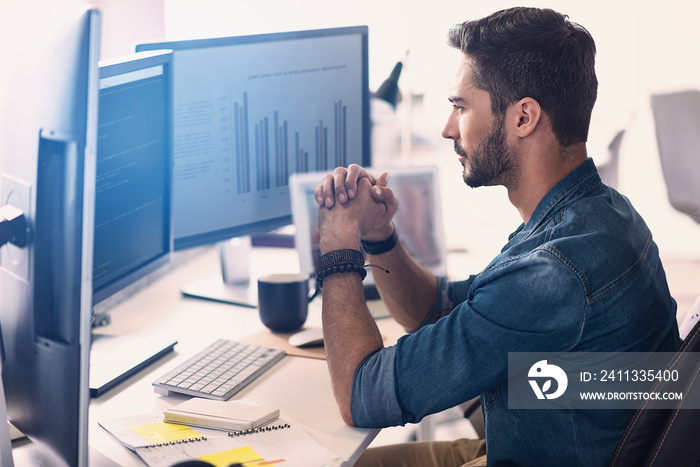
[{"left": 153, "top": 339, "right": 285, "bottom": 400}]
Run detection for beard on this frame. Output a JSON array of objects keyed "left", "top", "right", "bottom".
[{"left": 455, "top": 117, "right": 518, "bottom": 189}]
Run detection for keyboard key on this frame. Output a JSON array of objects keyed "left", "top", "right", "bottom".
[{"left": 230, "top": 364, "right": 259, "bottom": 383}]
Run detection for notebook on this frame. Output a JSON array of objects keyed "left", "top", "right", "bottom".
[
  {"left": 164, "top": 398, "right": 280, "bottom": 432},
  {"left": 99, "top": 412, "right": 338, "bottom": 467},
  {"left": 290, "top": 165, "right": 448, "bottom": 316}
]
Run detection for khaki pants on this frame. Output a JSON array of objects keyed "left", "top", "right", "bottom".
[{"left": 354, "top": 438, "right": 487, "bottom": 467}]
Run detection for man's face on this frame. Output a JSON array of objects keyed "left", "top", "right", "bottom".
[{"left": 442, "top": 55, "right": 517, "bottom": 188}]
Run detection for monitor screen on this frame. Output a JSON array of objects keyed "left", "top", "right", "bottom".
[
  {"left": 137, "top": 26, "right": 370, "bottom": 250},
  {"left": 93, "top": 50, "right": 173, "bottom": 312},
  {"left": 0, "top": 6, "right": 100, "bottom": 466}
]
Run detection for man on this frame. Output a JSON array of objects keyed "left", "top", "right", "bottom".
[{"left": 314, "top": 7, "right": 681, "bottom": 467}]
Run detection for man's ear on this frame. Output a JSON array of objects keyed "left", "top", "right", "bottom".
[{"left": 512, "top": 97, "right": 542, "bottom": 138}]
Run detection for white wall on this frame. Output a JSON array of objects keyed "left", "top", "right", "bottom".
[{"left": 92, "top": 0, "right": 164, "bottom": 60}]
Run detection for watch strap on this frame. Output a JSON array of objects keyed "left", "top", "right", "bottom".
[{"left": 361, "top": 227, "right": 398, "bottom": 255}]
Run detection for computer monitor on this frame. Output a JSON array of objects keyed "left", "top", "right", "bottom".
[
  {"left": 136, "top": 26, "right": 371, "bottom": 251},
  {"left": 92, "top": 50, "right": 173, "bottom": 317},
  {"left": 0, "top": 6, "right": 100, "bottom": 467}
]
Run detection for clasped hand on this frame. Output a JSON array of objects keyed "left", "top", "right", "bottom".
[{"left": 315, "top": 164, "right": 399, "bottom": 246}]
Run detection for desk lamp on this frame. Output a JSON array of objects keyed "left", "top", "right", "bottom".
[{"left": 374, "top": 59, "right": 403, "bottom": 108}]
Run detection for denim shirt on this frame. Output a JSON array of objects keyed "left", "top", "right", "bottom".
[{"left": 350, "top": 158, "right": 681, "bottom": 466}]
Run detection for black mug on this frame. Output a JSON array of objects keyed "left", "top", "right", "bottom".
[{"left": 257, "top": 273, "right": 317, "bottom": 333}]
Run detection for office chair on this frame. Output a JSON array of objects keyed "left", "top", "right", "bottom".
[
  {"left": 679, "top": 293, "right": 700, "bottom": 340},
  {"left": 650, "top": 90, "right": 700, "bottom": 224},
  {"left": 608, "top": 319, "right": 700, "bottom": 466}
]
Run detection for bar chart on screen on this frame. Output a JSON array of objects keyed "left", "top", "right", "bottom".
[
  {"left": 227, "top": 92, "right": 349, "bottom": 193},
  {"left": 168, "top": 33, "right": 365, "bottom": 241}
]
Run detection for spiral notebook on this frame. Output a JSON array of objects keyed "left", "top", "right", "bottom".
[{"left": 99, "top": 412, "right": 339, "bottom": 467}]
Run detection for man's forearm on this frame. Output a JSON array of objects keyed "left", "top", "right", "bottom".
[
  {"left": 368, "top": 239, "right": 439, "bottom": 331},
  {"left": 321, "top": 272, "right": 384, "bottom": 426},
  {"left": 315, "top": 176, "right": 395, "bottom": 424}
]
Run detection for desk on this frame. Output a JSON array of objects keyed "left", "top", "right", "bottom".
[{"left": 85, "top": 245, "right": 405, "bottom": 466}]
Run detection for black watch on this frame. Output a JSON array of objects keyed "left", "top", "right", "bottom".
[{"left": 361, "top": 227, "right": 398, "bottom": 255}]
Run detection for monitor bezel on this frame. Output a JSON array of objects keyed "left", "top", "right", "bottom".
[{"left": 136, "top": 26, "right": 371, "bottom": 250}]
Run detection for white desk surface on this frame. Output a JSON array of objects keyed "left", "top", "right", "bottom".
[{"left": 84, "top": 245, "right": 406, "bottom": 467}]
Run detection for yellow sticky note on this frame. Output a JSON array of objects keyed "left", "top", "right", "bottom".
[
  {"left": 130, "top": 422, "right": 203, "bottom": 444},
  {"left": 199, "top": 446, "right": 263, "bottom": 467}
]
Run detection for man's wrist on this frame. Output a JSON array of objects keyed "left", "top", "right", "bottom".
[
  {"left": 315, "top": 249, "right": 367, "bottom": 288},
  {"left": 320, "top": 233, "right": 361, "bottom": 255},
  {"left": 361, "top": 223, "right": 395, "bottom": 244}
]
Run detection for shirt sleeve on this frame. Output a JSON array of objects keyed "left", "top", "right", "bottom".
[
  {"left": 350, "top": 346, "right": 404, "bottom": 427},
  {"left": 350, "top": 247, "right": 587, "bottom": 428},
  {"left": 417, "top": 275, "right": 477, "bottom": 328},
  {"left": 350, "top": 275, "right": 462, "bottom": 427}
]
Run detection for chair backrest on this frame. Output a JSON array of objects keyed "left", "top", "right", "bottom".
[
  {"left": 608, "top": 320, "right": 700, "bottom": 466},
  {"left": 679, "top": 293, "right": 700, "bottom": 340},
  {"left": 650, "top": 90, "right": 700, "bottom": 224}
]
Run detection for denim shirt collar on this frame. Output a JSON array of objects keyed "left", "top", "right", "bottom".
[{"left": 507, "top": 158, "right": 601, "bottom": 244}]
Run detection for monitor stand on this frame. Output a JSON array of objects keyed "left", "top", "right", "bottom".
[
  {"left": 180, "top": 236, "right": 258, "bottom": 308},
  {"left": 1, "top": 358, "right": 15, "bottom": 467},
  {"left": 180, "top": 277, "right": 258, "bottom": 308}
]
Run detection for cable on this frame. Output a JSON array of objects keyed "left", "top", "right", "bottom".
[{"left": 0, "top": 205, "right": 26, "bottom": 248}]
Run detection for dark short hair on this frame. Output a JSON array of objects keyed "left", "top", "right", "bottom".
[{"left": 447, "top": 7, "right": 598, "bottom": 147}]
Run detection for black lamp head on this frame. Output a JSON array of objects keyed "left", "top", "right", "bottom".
[{"left": 374, "top": 61, "right": 403, "bottom": 108}]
